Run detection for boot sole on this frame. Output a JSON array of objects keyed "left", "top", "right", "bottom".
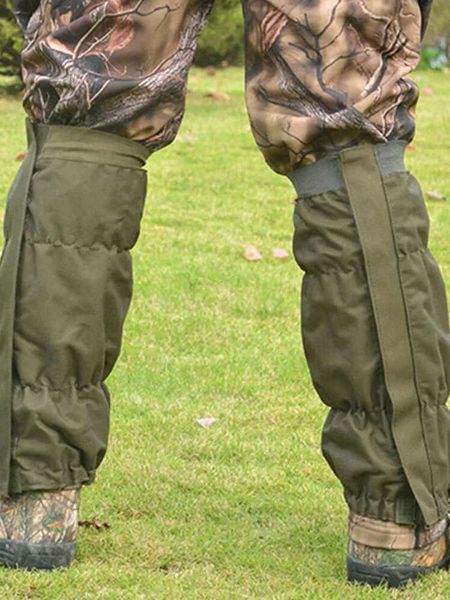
[
  {"left": 0, "top": 538, "right": 76, "bottom": 570},
  {"left": 347, "top": 554, "right": 450, "bottom": 588}
]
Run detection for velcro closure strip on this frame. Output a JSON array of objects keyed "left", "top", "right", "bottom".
[{"left": 288, "top": 141, "right": 407, "bottom": 197}]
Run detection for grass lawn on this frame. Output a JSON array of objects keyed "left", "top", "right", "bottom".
[{"left": 0, "top": 67, "right": 449, "bottom": 599}]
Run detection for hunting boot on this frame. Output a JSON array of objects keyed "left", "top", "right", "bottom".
[
  {"left": 289, "top": 140, "right": 450, "bottom": 586},
  {"left": 0, "top": 120, "right": 150, "bottom": 568},
  {"left": 0, "top": 489, "right": 79, "bottom": 570},
  {"left": 347, "top": 512, "right": 449, "bottom": 587}
]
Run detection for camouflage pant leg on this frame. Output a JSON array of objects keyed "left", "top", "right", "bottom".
[
  {"left": 1, "top": 0, "right": 216, "bottom": 497},
  {"left": 243, "top": 0, "right": 449, "bottom": 527},
  {"left": 244, "top": 0, "right": 426, "bottom": 171},
  {"left": 16, "top": 0, "right": 214, "bottom": 151}
]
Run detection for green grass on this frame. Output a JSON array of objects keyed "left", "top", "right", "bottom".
[{"left": 0, "top": 68, "right": 449, "bottom": 599}]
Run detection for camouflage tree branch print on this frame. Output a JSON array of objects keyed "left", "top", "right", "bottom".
[
  {"left": 13, "top": 0, "right": 431, "bottom": 170},
  {"left": 245, "top": 0, "right": 425, "bottom": 171},
  {"left": 18, "top": 0, "right": 214, "bottom": 150}
]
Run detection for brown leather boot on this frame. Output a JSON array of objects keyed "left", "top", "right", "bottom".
[
  {"left": 0, "top": 488, "right": 79, "bottom": 570},
  {"left": 347, "top": 512, "right": 450, "bottom": 587}
]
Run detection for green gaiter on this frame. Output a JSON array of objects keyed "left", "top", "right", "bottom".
[
  {"left": 0, "top": 121, "right": 149, "bottom": 495},
  {"left": 290, "top": 142, "right": 450, "bottom": 526}
]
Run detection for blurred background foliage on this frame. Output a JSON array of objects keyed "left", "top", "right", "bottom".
[
  {"left": 0, "top": 0, "right": 449, "bottom": 78},
  {"left": 0, "top": 0, "right": 22, "bottom": 77},
  {"left": 195, "top": 0, "right": 244, "bottom": 66}
]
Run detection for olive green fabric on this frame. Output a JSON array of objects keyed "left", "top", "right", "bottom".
[
  {"left": 0, "top": 121, "right": 149, "bottom": 496},
  {"left": 292, "top": 143, "right": 450, "bottom": 526},
  {"left": 0, "top": 121, "right": 37, "bottom": 494}
]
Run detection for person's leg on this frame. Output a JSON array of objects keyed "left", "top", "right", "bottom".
[
  {"left": 0, "top": 0, "right": 213, "bottom": 569},
  {"left": 243, "top": 0, "right": 449, "bottom": 587}
]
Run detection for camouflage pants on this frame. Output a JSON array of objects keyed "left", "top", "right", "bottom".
[
  {"left": 6, "top": 0, "right": 449, "bottom": 529},
  {"left": 15, "top": 0, "right": 431, "bottom": 170}
]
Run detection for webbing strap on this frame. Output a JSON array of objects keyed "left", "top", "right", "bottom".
[
  {"left": 0, "top": 120, "right": 37, "bottom": 495},
  {"left": 339, "top": 144, "right": 439, "bottom": 525}
]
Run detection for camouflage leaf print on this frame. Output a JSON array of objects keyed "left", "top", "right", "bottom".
[
  {"left": 348, "top": 535, "right": 448, "bottom": 568},
  {"left": 0, "top": 489, "right": 79, "bottom": 544},
  {"left": 13, "top": 0, "right": 432, "bottom": 170}
]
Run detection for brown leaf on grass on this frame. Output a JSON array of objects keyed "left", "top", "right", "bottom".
[
  {"left": 117, "top": 507, "right": 142, "bottom": 520},
  {"left": 24, "top": 584, "right": 37, "bottom": 599},
  {"left": 205, "top": 67, "right": 216, "bottom": 76},
  {"left": 244, "top": 245, "right": 262, "bottom": 261},
  {"left": 426, "top": 191, "right": 447, "bottom": 202},
  {"left": 196, "top": 417, "right": 218, "bottom": 428},
  {"left": 272, "top": 247, "right": 289, "bottom": 261},
  {"left": 204, "top": 91, "right": 231, "bottom": 102},
  {"left": 78, "top": 518, "right": 111, "bottom": 531},
  {"left": 16, "top": 152, "right": 25, "bottom": 161},
  {"left": 423, "top": 86, "right": 434, "bottom": 96},
  {"left": 406, "top": 144, "right": 416, "bottom": 152},
  {"left": 177, "top": 132, "right": 197, "bottom": 145}
]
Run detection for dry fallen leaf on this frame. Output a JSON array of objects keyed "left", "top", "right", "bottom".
[
  {"left": 406, "top": 144, "right": 416, "bottom": 152},
  {"left": 204, "top": 91, "right": 231, "bottom": 102},
  {"left": 24, "top": 584, "right": 37, "bottom": 599},
  {"left": 426, "top": 191, "right": 447, "bottom": 202},
  {"left": 205, "top": 67, "right": 216, "bottom": 76},
  {"left": 196, "top": 417, "right": 218, "bottom": 428},
  {"left": 244, "top": 245, "right": 262, "bottom": 261},
  {"left": 423, "top": 86, "right": 434, "bottom": 96},
  {"left": 272, "top": 247, "right": 289, "bottom": 261},
  {"left": 117, "top": 507, "right": 141, "bottom": 520},
  {"left": 16, "top": 152, "right": 25, "bottom": 162},
  {"left": 177, "top": 133, "right": 197, "bottom": 145},
  {"left": 78, "top": 519, "right": 111, "bottom": 531}
]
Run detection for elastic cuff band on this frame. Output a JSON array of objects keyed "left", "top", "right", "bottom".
[{"left": 287, "top": 141, "right": 407, "bottom": 197}]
